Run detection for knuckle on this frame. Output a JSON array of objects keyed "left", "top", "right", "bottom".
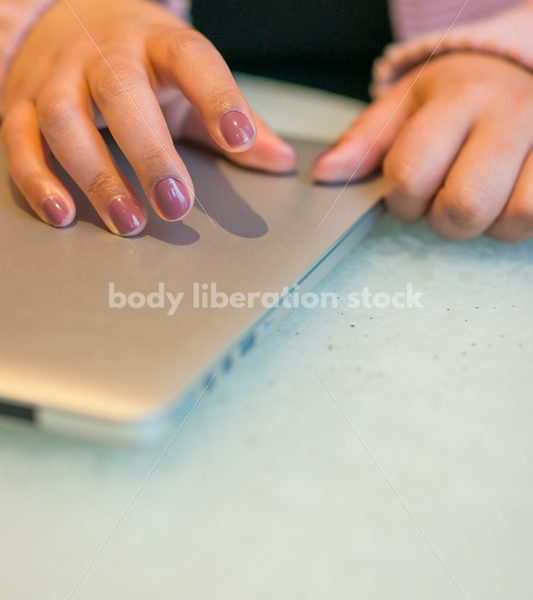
[
  {"left": 85, "top": 169, "right": 117, "bottom": 197},
  {"left": 442, "top": 186, "right": 488, "bottom": 230},
  {"left": 91, "top": 57, "right": 146, "bottom": 103},
  {"left": 439, "top": 79, "right": 484, "bottom": 108},
  {"left": 454, "top": 79, "right": 482, "bottom": 98},
  {"left": 36, "top": 94, "right": 76, "bottom": 131},
  {"left": 450, "top": 77, "right": 486, "bottom": 101},
  {"left": 507, "top": 89, "right": 533, "bottom": 119},
  {"left": 383, "top": 155, "right": 420, "bottom": 197},
  {"left": 143, "top": 146, "right": 172, "bottom": 171},
  {"left": 167, "top": 28, "right": 209, "bottom": 61}
]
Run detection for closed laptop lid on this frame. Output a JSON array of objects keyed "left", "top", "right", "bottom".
[{"left": 0, "top": 137, "right": 381, "bottom": 424}]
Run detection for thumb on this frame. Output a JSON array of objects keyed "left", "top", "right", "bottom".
[{"left": 312, "top": 78, "right": 413, "bottom": 183}]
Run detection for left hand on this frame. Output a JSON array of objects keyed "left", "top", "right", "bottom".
[{"left": 313, "top": 52, "right": 533, "bottom": 242}]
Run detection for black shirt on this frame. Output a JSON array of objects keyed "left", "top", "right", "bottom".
[{"left": 192, "top": 1, "right": 393, "bottom": 101}]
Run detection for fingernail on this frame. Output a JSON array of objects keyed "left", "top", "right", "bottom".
[
  {"left": 220, "top": 110, "right": 255, "bottom": 147},
  {"left": 42, "top": 196, "right": 69, "bottom": 226},
  {"left": 109, "top": 196, "right": 144, "bottom": 235},
  {"left": 153, "top": 178, "right": 191, "bottom": 221}
]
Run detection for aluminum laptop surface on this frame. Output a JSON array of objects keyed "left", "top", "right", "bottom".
[{"left": 0, "top": 137, "right": 382, "bottom": 440}]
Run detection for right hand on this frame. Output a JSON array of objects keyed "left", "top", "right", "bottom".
[{"left": 2, "top": 0, "right": 296, "bottom": 235}]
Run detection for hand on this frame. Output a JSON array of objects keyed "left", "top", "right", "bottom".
[
  {"left": 313, "top": 52, "right": 533, "bottom": 242},
  {"left": 2, "top": 0, "right": 296, "bottom": 235}
]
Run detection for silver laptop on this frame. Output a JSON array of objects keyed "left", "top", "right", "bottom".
[{"left": 0, "top": 136, "right": 382, "bottom": 442}]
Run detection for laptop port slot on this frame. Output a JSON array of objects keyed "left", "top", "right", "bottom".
[{"left": 0, "top": 401, "right": 35, "bottom": 423}]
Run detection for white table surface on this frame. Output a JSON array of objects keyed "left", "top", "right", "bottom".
[{"left": 1, "top": 74, "right": 532, "bottom": 599}]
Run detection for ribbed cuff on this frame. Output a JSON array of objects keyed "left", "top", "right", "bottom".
[
  {"left": 372, "top": 0, "right": 533, "bottom": 98},
  {"left": 161, "top": 0, "right": 190, "bottom": 16}
]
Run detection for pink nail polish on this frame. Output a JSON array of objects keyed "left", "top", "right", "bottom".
[
  {"left": 109, "top": 197, "right": 144, "bottom": 235},
  {"left": 220, "top": 110, "right": 255, "bottom": 147},
  {"left": 42, "top": 196, "right": 69, "bottom": 226},
  {"left": 153, "top": 178, "right": 192, "bottom": 221}
]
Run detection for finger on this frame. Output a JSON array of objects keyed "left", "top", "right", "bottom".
[
  {"left": 383, "top": 96, "right": 473, "bottom": 221},
  {"left": 36, "top": 76, "right": 147, "bottom": 237},
  {"left": 487, "top": 149, "right": 533, "bottom": 242},
  {"left": 146, "top": 26, "right": 256, "bottom": 153},
  {"left": 312, "top": 77, "right": 414, "bottom": 183},
  {"left": 1, "top": 101, "right": 74, "bottom": 227},
  {"left": 428, "top": 119, "right": 531, "bottom": 240},
  {"left": 181, "top": 108, "right": 297, "bottom": 173},
  {"left": 86, "top": 46, "right": 195, "bottom": 222}
]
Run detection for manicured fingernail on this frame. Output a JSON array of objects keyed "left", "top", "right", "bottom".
[
  {"left": 220, "top": 110, "right": 254, "bottom": 147},
  {"left": 153, "top": 178, "right": 191, "bottom": 221},
  {"left": 42, "top": 196, "right": 69, "bottom": 226},
  {"left": 109, "top": 196, "right": 144, "bottom": 235}
]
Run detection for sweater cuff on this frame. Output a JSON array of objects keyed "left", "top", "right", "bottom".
[
  {"left": 371, "top": 0, "right": 533, "bottom": 98},
  {"left": 161, "top": 0, "right": 190, "bottom": 17}
]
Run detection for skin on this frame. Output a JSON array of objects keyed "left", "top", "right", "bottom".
[
  {"left": 314, "top": 52, "right": 533, "bottom": 242},
  {"left": 2, "top": 0, "right": 296, "bottom": 235},
  {"left": 3, "top": 3, "right": 532, "bottom": 242}
]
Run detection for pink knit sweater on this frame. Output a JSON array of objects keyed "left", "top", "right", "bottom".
[{"left": 1, "top": 0, "right": 533, "bottom": 105}]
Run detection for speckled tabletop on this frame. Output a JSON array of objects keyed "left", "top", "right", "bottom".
[{"left": 1, "top": 75, "right": 532, "bottom": 599}]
